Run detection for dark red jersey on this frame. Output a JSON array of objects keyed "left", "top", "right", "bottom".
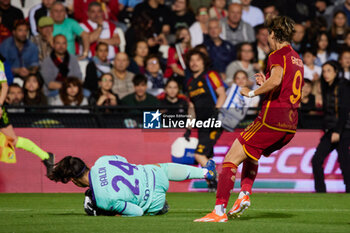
[{"left": 258, "top": 45, "right": 304, "bottom": 133}]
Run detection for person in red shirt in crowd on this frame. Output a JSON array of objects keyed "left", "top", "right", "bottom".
[
  {"left": 74, "top": 0, "right": 119, "bottom": 23},
  {"left": 0, "top": 11, "right": 11, "bottom": 43},
  {"left": 195, "top": 16, "right": 304, "bottom": 222},
  {"left": 80, "top": 2, "right": 121, "bottom": 60},
  {"left": 164, "top": 26, "right": 191, "bottom": 78}
]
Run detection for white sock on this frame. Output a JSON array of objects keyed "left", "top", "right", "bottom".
[
  {"left": 214, "top": 204, "right": 226, "bottom": 216},
  {"left": 202, "top": 168, "right": 208, "bottom": 176},
  {"left": 238, "top": 191, "right": 250, "bottom": 199}
]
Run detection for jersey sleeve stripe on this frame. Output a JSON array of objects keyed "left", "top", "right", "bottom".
[{"left": 208, "top": 72, "right": 223, "bottom": 89}]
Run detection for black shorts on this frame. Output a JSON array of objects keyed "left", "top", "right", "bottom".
[
  {"left": 0, "top": 106, "right": 11, "bottom": 128},
  {"left": 195, "top": 128, "right": 223, "bottom": 158}
]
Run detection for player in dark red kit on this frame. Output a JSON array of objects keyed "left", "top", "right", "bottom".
[{"left": 195, "top": 16, "right": 304, "bottom": 222}]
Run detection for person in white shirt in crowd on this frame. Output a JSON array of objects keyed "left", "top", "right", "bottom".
[
  {"left": 189, "top": 6, "right": 209, "bottom": 47},
  {"left": 209, "top": 0, "right": 227, "bottom": 20},
  {"left": 339, "top": 49, "right": 350, "bottom": 80},
  {"left": 303, "top": 48, "right": 322, "bottom": 81},
  {"left": 28, "top": 0, "right": 55, "bottom": 36},
  {"left": 220, "top": 3, "right": 255, "bottom": 46},
  {"left": 80, "top": 2, "right": 125, "bottom": 60},
  {"left": 231, "top": 70, "right": 259, "bottom": 115},
  {"left": 225, "top": 42, "right": 257, "bottom": 87},
  {"left": 241, "top": 0, "right": 264, "bottom": 27}
]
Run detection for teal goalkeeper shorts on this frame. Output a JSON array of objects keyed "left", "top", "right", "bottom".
[{"left": 145, "top": 164, "right": 170, "bottom": 215}]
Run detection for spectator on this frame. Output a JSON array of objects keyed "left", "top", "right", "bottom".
[
  {"left": 0, "top": 0, "right": 24, "bottom": 31},
  {"left": 133, "top": 0, "right": 171, "bottom": 35},
  {"left": 28, "top": 0, "right": 55, "bottom": 36},
  {"left": 333, "top": 0, "right": 350, "bottom": 24},
  {"left": 41, "top": 35, "right": 82, "bottom": 96},
  {"left": 49, "top": 77, "right": 89, "bottom": 113},
  {"left": 315, "top": 31, "right": 338, "bottom": 66},
  {"left": 6, "top": 83, "right": 23, "bottom": 106},
  {"left": 111, "top": 52, "right": 135, "bottom": 98},
  {"left": 184, "top": 49, "right": 225, "bottom": 191},
  {"left": 74, "top": 0, "right": 119, "bottom": 23},
  {"left": 169, "top": 0, "right": 196, "bottom": 33},
  {"left": 339, "top": 49, "right": 350, "bottom": 80},
  {"left": 80, "top": 2, "right": 123, "bottom": 60},
  {"left": 262, "top": 3, "right": 279, "bottom": 21},
  {"left": 121, "top": 74, "right": 160, "bottom": 112},
  {"left": 189, "top": 6, "right": 209, "bottom": 47},
  {"left": 89, "top": 73, "right": 120, "bottom": 111},
  {"left": 209, "top": 0, "right": 227, "bottom": 20},
  {"left": 241, "top": 0, "right": 264, "bottom": 27},
  {"left": 232, "top": 70, "right": 260, "bottom": 115},
  {"left": 158, "top": 77, "right": 188, "bottom": 116},
  {"left": 145, "top": 54, "right": 165, "bottom": 96},
  {"left": 129, "top": 40, "right": 149, "bottom": 74},
  {"left": 300, "top": 79, "right": 316, "bottom": 114},
  {"left": 329, "top": 10, "right": 348, "bottom": 53},
  {"left": 51, "top": 2, "right": 90, "bottom": 57},
  {"left": 31, "top": 16, "right": 54, "bottom": 62},
  {"left": 220, "top": 3, "right": 255, "bottom": 46},
  {"left": 125, "top": 12, "right": 162, "bottom": 56},
  {"left": 0, "top": 20, "right": 39, "bottom": 79},
  {"left": 315, "top": 0, "right": 334, "bottom": 27},
  {"left": 0, "top": 11, "right": 11, "bottom": 43},
  {"left": 312, "top": 61, "right": 350, "bottom": 193},
  {"left": 253, "top": 24, "right": 270, "bottom": 71},
  {"left": 225, "top": 42, "right": 256, "bottom": 87},
  {"left": 291, "top": 23, "right": 306, "bottom": 54},
  {"left": 84, "top": 42, "right": 112, "bottom": 93},
  {"left": 165, "top": 27, "right": 191, "bottom": 78},
  {"left": 23, "top": 73, "right": 47, "bottom": 106},
  {"left": 203, "top": 18, "right": 236, "bottom": 78},
  {"left": 303, "top": 48, "right": 322, "bottom": 81}
]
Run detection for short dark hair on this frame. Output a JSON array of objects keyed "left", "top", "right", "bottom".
[
  {"left": 303, "top": 47, "right": 317, "bottom": 57},
  {"left": 144, "top": 54, "right": 160, "bottom": 68},
  {"left": 88, "top": 1, "right": 101, "bottom": 10},
  {"left": 9, "top": 83, "right": 22, "bottom": 90},
  {"left": 48, "top": 156, "right": 89, "bottom": 183},
  {"left": 96, "top": 42, "right": 109, "bottom": 51},
  {"left": 254, "top": 24, "right": 268, "bottom": 35},
  {"left": 265, "top": 16, "right": 296, "bottom": 43},
  {"left": 13, "top": 19, "right": 29, "bottom": 30},
  {"left": 132, "top": 74, "right": 147, "bottom": 86},
  {"left": 185, "top": 48, "right": 210, "bottom": 71},
  {"left": 165, "top": 77, "right": 179, "bottom": 88},
  {"left": 304, "top": 79, "right": 313, "bottom": 86}
]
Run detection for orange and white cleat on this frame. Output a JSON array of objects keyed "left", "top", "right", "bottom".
[
  {"left": 228, "top": 192, "right": 251, "bottom": 219},
  {"left": 194, "top": 210, "right": 228, "bottom": 222}
]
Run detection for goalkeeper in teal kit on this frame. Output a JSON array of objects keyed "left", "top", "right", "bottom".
[{"left": 49, "top": 154, "right": 216, "bottom": 216}]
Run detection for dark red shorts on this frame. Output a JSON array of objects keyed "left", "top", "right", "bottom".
[{"left": 238, "top": 119, "right": 295, "bottom": 161}]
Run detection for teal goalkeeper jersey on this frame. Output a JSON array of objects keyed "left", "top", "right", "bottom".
[{"left": 89, "top": 155, "right": 156, "bottom": 216}]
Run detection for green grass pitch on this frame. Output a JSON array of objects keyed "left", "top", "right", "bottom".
[{"left": 1, "top": 193, "right": 350, "bottom": 233}]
